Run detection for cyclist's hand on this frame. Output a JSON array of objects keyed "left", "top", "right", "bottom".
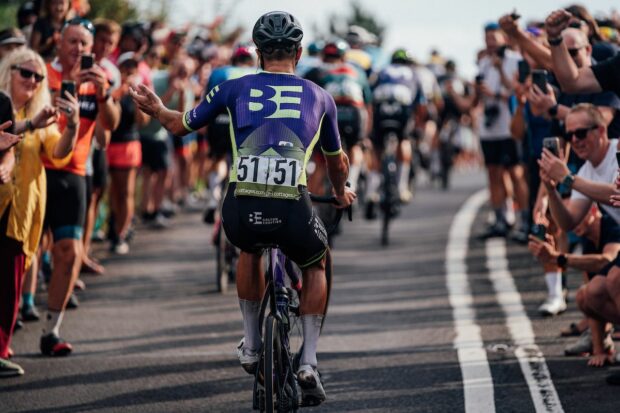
[
  {"left": 130, "top": 84, "right": 164, "bottom": 119},
  {"left": 334, "top": 186, "right": 356, "bottom": 209}
]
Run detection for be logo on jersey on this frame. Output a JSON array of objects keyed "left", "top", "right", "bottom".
[{"left": 248, "top": 85, "right": 303, "bottom": 119}]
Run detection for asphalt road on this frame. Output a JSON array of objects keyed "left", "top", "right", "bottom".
[{"left": 2, "top": 168, "right": 619, "bottom": 413}]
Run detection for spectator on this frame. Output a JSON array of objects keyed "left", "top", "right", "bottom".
[
  {"left": 564, "top": 4, "right": 620, "bottom": 62},
  {"left": 545, "top": 9, "right": 620, "bottom": 96},
  {"left": 107, "top": 52, "right": 149, "bottom": 254},
  {"left": 17, "top": 2, "right": 38, "bottom": 43},
  {"left": 474, "top": 23, "right": 529, "bottom": 238},
  {"left": 0, "top": 28, "right": 27, "bottom": 60},
  {"left": 40, "top": 17, "right": 120, "bottom": 356},
  {"left": 538, "top": 104, "right": 620, "bottom": 373},
  {"left": 0, "top": 48, "right": 79, "bottom": 376},
  {"left": 30, "top": 0, "right": 72, "bottom": 61},
  {"left": 529, "top": 205, "right": 619, "bottom": 366}
]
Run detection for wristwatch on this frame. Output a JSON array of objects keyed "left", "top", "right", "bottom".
[
  {"left": 556, "top": 254, "right": 568, "bottom": 270},
  {"left": 548, "top": 104, "right": 559, "bottom": 119},
  {"left": 560, "top": 174, "right": 575, "bottom": 190},
  {"left": 548, "top": 36, "right": 563, "bottom": 46}
]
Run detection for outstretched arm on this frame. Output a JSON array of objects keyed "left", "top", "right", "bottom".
[{"left": 130, "top": 84, "right": 188, "bottom": 136}]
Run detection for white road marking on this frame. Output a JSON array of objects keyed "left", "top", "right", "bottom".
[
  {"left": 446, "top": 189, "right": 495, "bottom": 412},
  {"left": 486, "top": 239, "right": 564, "bottom": 413}
]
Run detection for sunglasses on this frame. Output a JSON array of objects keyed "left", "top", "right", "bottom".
[
  {"left": 63, "top": 17, "right": 95, "bottom": 35},
  {"left": 568, "top": 20, "right": 585, "bottom": 29},
  {"left": 564, "top": 125, "right": 598, "bottom": 140},
  {"left": 11, "top": 65, "right": 45, "bottom": 83}
]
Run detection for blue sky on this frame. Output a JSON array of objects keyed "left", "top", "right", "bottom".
[{"left": 136, "top": 0, "right": 618, "bottom": 78}]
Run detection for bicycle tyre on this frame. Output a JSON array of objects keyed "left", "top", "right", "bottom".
[
  {"left": 216, "top": 224, "right": 229, "bottom": 293},
  {"left": 264, "top": 315, "right": 277, "bottom": 413}
]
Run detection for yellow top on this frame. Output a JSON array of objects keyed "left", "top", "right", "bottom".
[{"left": 0, "top": 109, "right": 71, "bottom": 266}]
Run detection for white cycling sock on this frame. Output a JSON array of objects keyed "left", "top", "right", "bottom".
[
  {"left": 365, "top": 171, "right": 381, "bottom": 202},
  {"left": 544, "top": 271, "right": 563, "bottom": 300},
  {"left": 348, "top": 164, "right": 361, "bottom": 192},
  {"left": 398, "top": 162, "right": 410, "bottom": 193},
  {"left": 43, "top": 310, "right": 64, "bottom": 336},
  {"left": 239, "top": 299, "right": 262, "bottom": 353},
  {"left": 300, "top": 314, "right": 323, "bottom": 367}
]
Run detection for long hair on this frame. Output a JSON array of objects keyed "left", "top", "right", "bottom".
[{"left": 0, "top": 48, "right": 52, "bottom": 120}]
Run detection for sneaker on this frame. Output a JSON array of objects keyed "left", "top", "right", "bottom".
[
  {"left": 0, "top": 358, "right": 24, "bottom": 377},
  {"left": 40, "top": 333, "right": 73, "bottom": 357},
  {"left": 236, "top": 339, "right": 259, "bottom": 375},
  {"left": 74, "top": 278, "right": 86, "bottom": 291},
  {"left": 14, "top": 319, "right": 23, "bottom": 331},
  {"left": 297, "top": 364, "right": 326, "bottom": 405},
  {"left": 510, "top": 226, "right": 529, "bottom": 244},
  {"left": 150, "top": 213, "right": 170, "bottom": 229},
  {"left": 479, "top": 221, "right": 509, "bottom": 239},
  {"left": 564, "top": 329, "right": 614, "bottom": 356},
  {"left": 21, "top": 305, "right": 40, "bottom": 322},
  {"left": 538, "top": 296, "right": 567, "bottom": 316},
  {"left": 114, "top": 240, "right": 130, "bottom": 255},
  {"left": 66, "top": 293, "right": 79, "bottom": 310}
]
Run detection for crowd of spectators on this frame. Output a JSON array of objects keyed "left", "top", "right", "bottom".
[{"left": 1, "top": 0, "right": 620, "bottom": 391}]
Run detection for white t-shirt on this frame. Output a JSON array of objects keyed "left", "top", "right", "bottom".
[
  {"left": 476, "top": 49, "right": 520, "bottom": 140},
  {"left": 572, "top": 139, "right": 620, "bottom": 224}
]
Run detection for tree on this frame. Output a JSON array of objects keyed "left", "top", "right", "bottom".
[
  {"left": 0, "top": 0, "right": 20, "bottom": 30},
  {"left": 324, "top": 0, "right": 386, "bottom": 46},
  {"left": 87, "top": 0, "right": 138, "bottom": 23}
]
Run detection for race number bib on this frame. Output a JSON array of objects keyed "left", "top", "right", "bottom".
[{"left": 235, "top": 155, "right": 303, "bottom": 199}]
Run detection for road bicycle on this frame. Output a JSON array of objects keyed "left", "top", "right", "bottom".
[{"left": 252, "top": 195, "right": 351, "bottom": 412}]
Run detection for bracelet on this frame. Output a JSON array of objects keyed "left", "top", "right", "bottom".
[
  {"left": 556, "top": 254, "right": 568, "bottom": 270},
  {"left": 26, "top": 119, "right": 34, "bottom": 132},
  {"left": 548, "top": 36, "right": 563, "bottom": 46}
]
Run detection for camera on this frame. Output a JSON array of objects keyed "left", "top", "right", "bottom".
[{"left": 484, "top": 104, "right": 500, "bottom": 128}]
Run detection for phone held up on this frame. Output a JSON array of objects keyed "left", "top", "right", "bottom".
[
  {"left": 616, "top": 150, "right": 620, "bottom": 167},
  {"left": 517, "top": 60, "right": 530, "bottom": 84},
  {"left": 531, "top": 69, "right": 548, "bottom": 94},
  {"left": 542, "top": 137, "right": 561, "bottom": 157},
  {"left": 80, "top": 54, "right": 94, "bottom": 70},
  {"left": 530, "top": 224, "right": 546, "bottom": 241},
  {"left": 60, "top": 80, "right": 76, "bottom": 99}
]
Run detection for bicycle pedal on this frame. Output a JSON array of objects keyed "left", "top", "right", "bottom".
[{"left": 301, "top": 395, "right": 324, "bottom": 407}]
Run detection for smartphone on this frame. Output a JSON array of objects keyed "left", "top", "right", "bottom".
[
  {"left": 60, "top": 80, "right": 76, "bottom": 99},
  {"left": 616, "top": 150, "right": 620, "bottom": 167},
  {"left": 543, "top": 137, "right": 561, "bottom": 157},
  {"left": 510, "top": 11, "right": 521, "bottom": 20},
  {"left": 532, "top": 69, "right": 548, "bottom": 94},
  {"left": 518, "top": 60, "right": 530, "bottom": 83},
  {"left": 475, "top": 74, "right": 484, "bottom": 85},
  {"left": 530, "top": 224, "right": 546, "bottom": 241},
  {"left": 80, "top": 54, "right": 94, "bottom": 70}
]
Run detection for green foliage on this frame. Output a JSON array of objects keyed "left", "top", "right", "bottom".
[
  {"left": 0, "top": 1, "right": 20, "bottom": 30},
  {"left": 325, "top": 0, "right": 386, "bottom": 45},
  {"left": 86, "top": 0, "right": 138, "bottom": 23}
]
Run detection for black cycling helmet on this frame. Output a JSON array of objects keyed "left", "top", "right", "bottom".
[
  {"left": 252, "top": 11, "right": 303, "bottom": 50},
  {"left": 391, "top": 48, "right": 414, "bottom": 64}
]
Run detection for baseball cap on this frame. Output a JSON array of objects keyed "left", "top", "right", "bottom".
[{"left": 0, "top": 28, "right": 26, "bottom": 46}]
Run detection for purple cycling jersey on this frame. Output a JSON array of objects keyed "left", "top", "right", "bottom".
[{"left": 183, "top": 71, "right": 342, "bottom": 199}]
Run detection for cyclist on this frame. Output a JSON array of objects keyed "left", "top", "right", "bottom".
[
  {"left": 371, "top": 48, "right": 424, "bottom": 205},
  {"left": 305, "top": 39, "right": 372, "bottom": 195},
  {"left": 202, "top": 45, "right": 257, "bottom": 223},
  {"left": 131, "top": 11, "right": 356, "bottom": 404}
]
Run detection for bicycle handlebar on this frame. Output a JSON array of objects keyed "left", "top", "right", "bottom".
[{"left": 308, "top": 193, "right": 353, "bottom": 235}]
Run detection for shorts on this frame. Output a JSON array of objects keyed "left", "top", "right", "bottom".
[
  {"left": 92, "top": 147, "right": 108, "bottom": 189},
  {"left": 480, "top": 138, "right": 520, "bottom": 167},
  {"left": 107, "top": 141, "right": 142, "bottom": 169},
  {"left": 583, "top": 212, "right": 620, "bottom": 279},
  {"left": 44, "top": 169, "right": 87, "bottom": 241},
  {"left": 336, "top": 105, "right": 365, "bottom": 150},
  {"left": 196, "top": 132, "right": 209, "bottom": 153},
  {"left": 140, "top": 135, "right": 170, "bottom": 171},
  {"left": 372, "top": 101, "right": 413, "bottom": 151},
  {"left": 171, "top": 132, "right": 197, "bottom": 157},
  {"left": 222, "top": 183, "right": 328, "bottom": 269},
  {"left": 208, "top": 113, "right": 232, "bottom": 158}
]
